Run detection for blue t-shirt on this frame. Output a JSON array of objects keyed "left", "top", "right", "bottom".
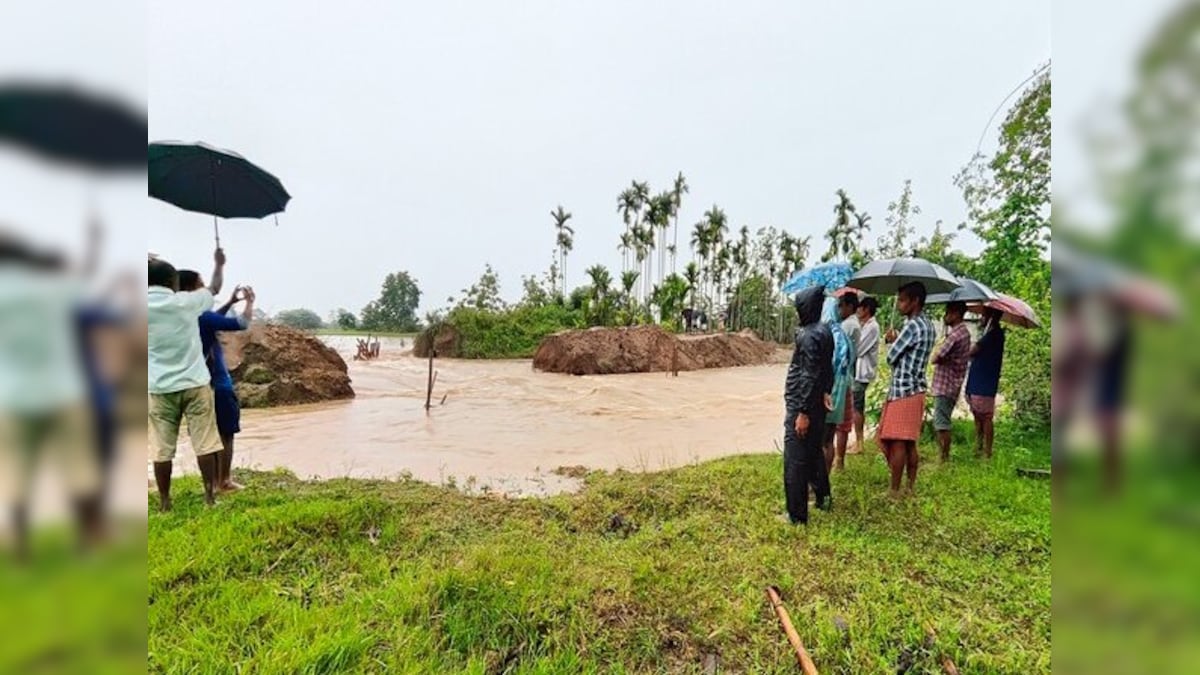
[
  {"left": 965, "top": 325, "right": 1005, "bottom": 397},
  {"left": 75, "top": 304, "right": 126, "bottom": 414},
  {"left": 198, "top": 310, "right": 247, "bottom": 390}
]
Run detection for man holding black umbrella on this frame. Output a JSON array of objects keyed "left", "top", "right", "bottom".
[
  {"left": 147, "top": 248, "right": 226, "bottom": 510},
  {"left": 879, "top": 282, "right": 935, "bottom": 496}
]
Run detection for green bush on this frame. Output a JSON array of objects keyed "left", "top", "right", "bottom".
[{"left": 442, "top": 304, "right": 586, "bottom": 359}]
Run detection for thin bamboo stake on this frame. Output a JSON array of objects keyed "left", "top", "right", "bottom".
[
  {"left": 924, "top": 624, "right": 960, "bottom": 675},
  {"left": 765, "top": 587, "right": 818, "bottom": 675},
  {"left": 424, "top": 351, "right": 435, "bottom": 413}
]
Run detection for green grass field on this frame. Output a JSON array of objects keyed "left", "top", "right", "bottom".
[{"left": 148, "top": 421, "right": 1050, "bottom": 673}]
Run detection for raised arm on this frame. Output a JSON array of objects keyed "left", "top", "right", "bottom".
[
  {"left": 80, "top": 216, "right": 102, "bottom": 279},
  {"left": 240, "top": 286, "right": 256, "bottom": 326},
  {"left": 887, "top": 322, "right": 914, "bottom": 367},
  {"left": 208, "top": 247, "right": 226, "bottom": 295},
  {"left": 216, "top": 286, "right": 243, "bottom": 317}
]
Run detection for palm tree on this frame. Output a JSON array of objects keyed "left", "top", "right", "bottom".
[
  {"left": 790, "top": 235, "right": 811, "bottom": 274},
  {"left": 702, "top": 205, "right": 728, "bottom": 310},
  {"left": 851, "top": 211, "right": 873, "bottom": 267},
  {"left": 683, "top": 261, "right": 700, "bottom": 309},
  {"left": 670, "top": 171, "right": 689, "bottom": 276},
  {"left": 616, "top": 188, "right": 639, "bottom": 274},
  {"left": 617, "top": 231, "right": 632, "bottom": 273},
  {"left": 552, "top": 205, "right": 574, "bottom": 297},
  {"left": 650, "top": 191, "right": 673, "bottom": 288},
  {"left": 620, "top": 269, "right": 640, "bottom": 324},
  {"left": 585, "top": 264, "right": 612, "bottom": 325},
  {"left": 824, "top": 188, "right": 857, "bottom": 262},
  {"left": 690, "top": 220, "right": 711, "bottom": 309}
]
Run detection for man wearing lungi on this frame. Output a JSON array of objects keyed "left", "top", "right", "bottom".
[{"left": 879, "top": 282, "right": 935, "bottom": 496}]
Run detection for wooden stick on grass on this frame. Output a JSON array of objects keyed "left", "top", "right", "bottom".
[
  {"left": 765, "top": 586, "right": 819, "bottom": 675},
  {"left": 924, "top": 624, "right": 959, "bottom": 675}
]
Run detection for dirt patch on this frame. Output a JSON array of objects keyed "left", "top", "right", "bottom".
[
  {"left": 532, "top": 325, "right": 776, "bottom": 375},
  {"left": 413, "top": 324, "right": 462, "bottom": 359},
  {"left": 219, "top": 324, "right": 355, "bottom": 408},
  {"left": 552, "top": 465, "right": 590, "bottom": 479}
]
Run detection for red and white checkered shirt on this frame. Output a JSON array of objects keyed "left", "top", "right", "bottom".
[{"left": 932, "top": 322, "right": 972, "bottom": 398}]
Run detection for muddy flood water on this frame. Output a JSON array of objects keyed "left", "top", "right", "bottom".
[{"left": 174, "top": 336, "right": 794, "bottom": 496}]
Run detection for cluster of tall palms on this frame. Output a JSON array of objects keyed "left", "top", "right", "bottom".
[
  {"left": 551, "top": 205, "right": 574, "bottom": 297},
  {"left": 615, "top": 173, "right": 689, "bottom": 304},
  {"left": 822, "top": 188, "right": 872, "bottom": 265},
  {"left": 542, "top": 174, "right": 827, "bottom": 338}
]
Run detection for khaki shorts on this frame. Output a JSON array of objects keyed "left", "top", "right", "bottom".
[
  {"left": 149, "top": 386, "right": 222, "bottom": 462},
  {"left": 0, "top": 405, "right": 98, "bottom": 505}
]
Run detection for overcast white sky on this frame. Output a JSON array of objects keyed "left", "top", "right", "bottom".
[
  {"left": 0, "top": 1, "right": 146, "bottom": 282},
  {"left": 147, "top": 1, "right": 1049, "bottom": 318}
]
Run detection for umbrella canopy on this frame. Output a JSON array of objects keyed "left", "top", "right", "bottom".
[
  {"left": 781, "top": 261, "right": 854, "bottom": 295},
  {"left": 1053, "top": 243, "right": 1178, "bottom": 320},
  {"left": 968, "top": 294, "right": 1041, "bottom": 329},
  {"left": 149, "top": 141, "right": 290, "bottom": 220},
  {"left": 846, "top": 257, "right": 960, "bottom": 296},
  {"left": 0, "top": 82, "right": 146, "bottom": 171},
  {"left": 926, "top": 277, "right": 1000, "bottom": 305}
]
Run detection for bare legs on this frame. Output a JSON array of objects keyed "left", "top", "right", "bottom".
[
  {"left": 884, "top": 440, "right": 919, "bottom": 497},
  {"left": 154, "top": 452, "right": 219, "bottom": 512},
  {"left": 216, "top": 433, "right": 244, "bottom": 493}
]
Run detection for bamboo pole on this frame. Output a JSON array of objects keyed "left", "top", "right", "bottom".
[
  {"left": 425, "top": 350, "right": 435, "bottom": 413},
  {"left": 765, "top": 587, "right": 818, "bottom": 675}
]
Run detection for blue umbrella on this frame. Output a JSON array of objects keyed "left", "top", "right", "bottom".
[{"left": 781, "top": 261, "right": 854, "bottom": 295}]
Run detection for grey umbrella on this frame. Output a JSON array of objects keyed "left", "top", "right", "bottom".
[
  {"left": 926, "top": 277, "right": 1000, "bottom": 305},
  {"left": 846, "top": 257, "right": 960, "bottom": 296}
]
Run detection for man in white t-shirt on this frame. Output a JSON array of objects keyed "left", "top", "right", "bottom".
[
  {"left": 1, "top": 237, "right": 100, "bottom": 559},
  {"left": 852, "top": 296, "right": 881, "bottom": 454},
  {"left": 147, "top": 248, "right": 225, "bottom": 511}
]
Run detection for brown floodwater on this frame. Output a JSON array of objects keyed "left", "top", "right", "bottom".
[{"left": 166, "top": 336, "right": 794, "bottom": 496}]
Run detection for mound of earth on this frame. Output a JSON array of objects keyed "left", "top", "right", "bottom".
[
  {"left": 413, "top": 324, "right": 462, "bottom": 359},
  {"left": 219, "top": 324, "right": 355, "bottom": 408},
  {"left": 532, "top": 325, "right": 777, "bottom": 375}
]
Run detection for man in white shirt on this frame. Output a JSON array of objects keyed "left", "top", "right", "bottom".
[
  {"left": 852, "top": 296, "right": 880, "bottom": 454},
  {"left": 1, "top": 235, "right": 100, "bottom": 559},
  {"left": 147, "top": 248, "right": 225, "bottom": 511}
]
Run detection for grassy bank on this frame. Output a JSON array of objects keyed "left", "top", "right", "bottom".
[{"left": 149, "top": 422, "right": 1050, "bottom": 673}]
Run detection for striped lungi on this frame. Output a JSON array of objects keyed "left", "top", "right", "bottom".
[{"left": 877, "top": 393, "right": 925, "bottom": 442}]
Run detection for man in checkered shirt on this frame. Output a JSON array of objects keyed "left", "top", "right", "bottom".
[
  {"left": 879, "top": 282, "right": 935, "bottom": 496},
  {"left": 931, "top": 301, "right": 972, "bottom": 462}
]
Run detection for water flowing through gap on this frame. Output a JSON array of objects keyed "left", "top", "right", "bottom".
[{"left": 156, "top": 336, "right": 794, "bottom": 496}]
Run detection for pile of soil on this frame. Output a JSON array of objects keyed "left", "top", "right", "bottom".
[
  {"left": 532, "top": 325, "right": 777, "bottom": 375},
  {"left": 219, "top": 324, "right": 355, "bottom": 408},
  {"left": 413, "top": 324, "right": 462, "bottom": 359}
]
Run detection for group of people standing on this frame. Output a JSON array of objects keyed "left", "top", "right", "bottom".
[
  {"left": 782, "top": 281, "right": 1007, "bottom": 524},
  {"left": 147, "top": 247, "right": 256, "bottom": 511}
]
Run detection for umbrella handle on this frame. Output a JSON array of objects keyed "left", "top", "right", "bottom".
[{"left": 213, "top": 214, "right": 221, "bottom": 248}]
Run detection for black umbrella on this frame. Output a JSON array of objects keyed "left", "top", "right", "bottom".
[
  {"left": 0, "top": 82, "right": 145, "bottom": 171},
  {"left": 148, "top": 141, "right": 291, "bottom": 246},
  {"left": 926, "top": 277, "right": 1000, "bottom": 305},
  {"left": 846, "top": 257, "right": 960, "bottom": 296}
]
